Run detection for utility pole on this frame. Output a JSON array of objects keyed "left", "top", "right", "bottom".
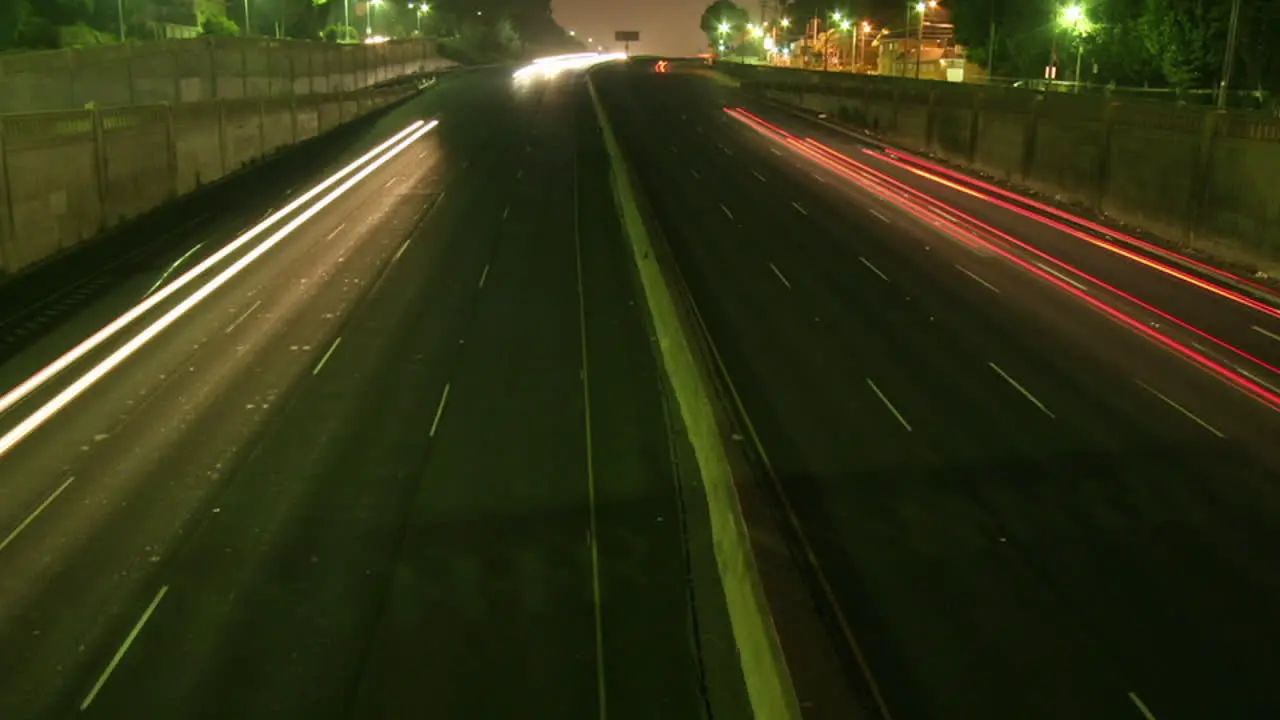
[
  {"left": 903, "top": 3, "right": 910, "bottom": 77},
  {"left": 1218, "top": 0, "right": 1242, "bottom": 108},
  {"left": 243, "top": 0, "right": 250, "bottom": 35},
  {"left": 987, "top": 0, "right": 996, "bottom": 79},
  {"left": 117, "top": 0, "right": 125, "bottom": 41},
  {"left": 915, "top": 5, "right": 923, "bottom": 79}
]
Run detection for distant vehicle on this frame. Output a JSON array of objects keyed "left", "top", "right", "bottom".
[{"left": 655, "top": 60, "right": 670, "bottom": 73}]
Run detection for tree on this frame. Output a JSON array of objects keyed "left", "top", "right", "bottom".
[
  {"left": 1234, "top": 0, "right": 1280, "bottom": 93},
  {"left": 948, "top": 0, "right": 1058, "bottom": 78},
  {"left": 33, "top": 0, "right": 95, "bottom": 26},
  {"left": 201, "top": 15, "right": 240, "bottom": 34},
  {"left": 0, "top": 0, "right": 31, "bottom": 49},
  {"left": 1140, "top": 0, "right": 1230, "bottom": 89},
  {"left": 1087, "top": 0, "right": 1162, "bottom": 87},
  {"left": 699, "top": 0, "right": 749, "bottom": 51}
]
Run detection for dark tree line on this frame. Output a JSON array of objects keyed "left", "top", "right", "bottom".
[
  {"left": 1, "top": 0, "right": 576, "bottom": 56},
  {"left": 948, "top": 0, "right": 1280, "bottom": 91}
]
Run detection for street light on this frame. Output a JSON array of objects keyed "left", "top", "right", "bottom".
[
  {"left": 367, "top": 0, "right": 381, "bottom": 36},
  {"left": 1058, "top": 4, "right": 1091, "bottom": 91},
  {"left": 409, "top": 3, "right": 430, "bottom": 34},
  {"left": 839, "top": 19, "right": 852, "bottom": 70},
  {"left": 913, "top": 1, "right": 927, "bottom": 79},
  {"left": 858, "top": 21, "right": 872, "bottom": 70}
]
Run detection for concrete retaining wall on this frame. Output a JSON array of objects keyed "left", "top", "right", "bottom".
[
  {"left": 729, "top": 64, "right": 1280, "bottom": 261},
  {"left": 0, "top": 85, "right": 416, "bottom": 276},
  {"left": 0, "top": 37, "right": 450, "bottom": 113}
]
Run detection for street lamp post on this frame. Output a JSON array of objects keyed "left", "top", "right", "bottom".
[
  {"left": 117, "top": 0, "right": 125, "bottom": 41},
  {"left": 1219, "top": 0, "right": 1242, "bottom": 108},
  {"left": 914, "top": 2, "right": 925, "bottom": 79},
  {"left": 409, "top": 3, "right": 429, "bottom": 34},
  {"left": 367, "top": 0, "right": 381, "bottom": 36},
  {"left": 244, "top": 0, "right": 251, "bottom": 35},
  {"left": 840, "top": 20, "right": 853, "bottom": 71},
  {"left": 1059, "top": 5, "right": 1090, "bottom": 92}
]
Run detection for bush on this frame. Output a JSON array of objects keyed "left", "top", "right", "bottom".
[
  {"left": 322, "top": 25, "right": 358, "bottom": 43},
  {"left": 201, "top": 16, "right": 240, "bottom": 37}
]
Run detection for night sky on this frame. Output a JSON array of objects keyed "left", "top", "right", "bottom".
[{"left": 550, "top": 0, "right": 909, "bottom": 57}]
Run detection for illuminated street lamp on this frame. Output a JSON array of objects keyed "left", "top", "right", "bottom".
[
  {"left": 839, "top": 19, "right": 852, "bottom": 70},
  {"left": 409, "top": 2, "right": 430, "bottom": 34},
  {"left": 1058, "top": 4, "right": 1091, "bottom": 91}
]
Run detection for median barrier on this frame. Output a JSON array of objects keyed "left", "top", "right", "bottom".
[{"left": 584, "top": 72, "right": 804, "bottom": 720}]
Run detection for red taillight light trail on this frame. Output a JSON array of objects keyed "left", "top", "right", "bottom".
[
  {"left": 800, "top": 136, "right": 1280, "bottom": 384},
  {"left": 865, "top": 149, "right": 1280, "bottom": 323},
  {"left": 723, "top": 107, "right": 1280, "bottom": 411},
  {"left": 871, "top": 146, "right": 1279, "bottom": 301}
]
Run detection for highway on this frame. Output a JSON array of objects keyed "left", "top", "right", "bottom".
[
  {"left": 593, "top": 61, "right": 1280, "bottom": 720},
  {"left": 0, "top": 67, "right": 736, "bottom": 718}
]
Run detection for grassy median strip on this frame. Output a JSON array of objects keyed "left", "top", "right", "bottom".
[{"left": 584, "top": 73, "right": 802, "bottom": 720}]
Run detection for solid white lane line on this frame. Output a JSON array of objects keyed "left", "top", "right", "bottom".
[
  {"left": 1036, "top": 261, "right": 1087, "bottom": 291},
  {"left": 956, "top": 265, "right": 1000, "bottom": 293},
  {"left": 791, "top": 201, "right": 808, "bottom": 215},
  {"left": 870, "top": 209, "right": 889, "bottom": 223},
  {"left": 867, "top": 379, "right": 911, "bottom": 431},
  {"left": 313, "top": 337, "right": 342, "bottom": 375},
  {"left": 0, "top": 476, "right": 73, "bottom": 554},
  {"left": 429, "top": 383, "right": 450, "bottom": 437},
  {"left": 1136, "top": 380, "right": 1224, "bottom": 437},
  {"left": 1128, "top": 692, "right": 1157, "bottom": 720},
  {"left": 769, "top": 263, "right": 791, "bottom": 289},
  {"left": 860, "top": 256, "right": 889, "bottom": 281},
  {"left": 224, "top": 300, "right": 262, "bottom": 334},
  {"left": 1231, "top": 363, "right": 1280, "bottom": 397},
  {"left": 391, "top": 237, "right": 412, "bottom": 265},
  {"left": 989, "top": 362, "right": 1055, "bottom": 418},
  {"left": 478, "top": 264, "right": 490, "bottom": 288},
  {"left": 753, "top": 170, "right": 766, "bottom": 182},
  {"left": 720, "top": 203, "right": 734, "bottom": 219},
  {"left": 81, "top": 585, "right": 169, "bottom": 710},
  {"left": 143, "top": 242, "right": 206, "bottom": 299},
  {"left": 1253, "top": 325, "right": 1280, "bottom": 344}
]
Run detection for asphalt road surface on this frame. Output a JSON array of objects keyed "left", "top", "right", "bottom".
[
  {"left": 0, "top": 67, "right": 739, "bottom": 718},
  {"left": 593, "top": 61, "right": 1280, "bottom": 720}
]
